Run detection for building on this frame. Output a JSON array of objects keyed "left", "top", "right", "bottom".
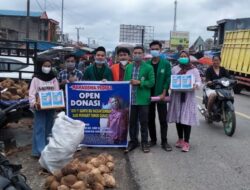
[
  {"left": 190, "top": 36, "right": 205, "bottom": 52},
  {"left": 207, "top": 18, "right": 250, "bottom": 47},
  {"left": 0, "top": 10, "right": 59, "bottom": 42}
]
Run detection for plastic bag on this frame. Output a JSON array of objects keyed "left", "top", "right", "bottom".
[{"left": 39, "top": 112, "right": 85, "bottom": 173}]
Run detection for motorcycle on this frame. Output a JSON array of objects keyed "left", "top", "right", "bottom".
[
  {"left": 0, "top": 88, "right": 33, "bottom": 129},
  {"left": 198, "top": 77, "right": 237, "bottom": 136}
]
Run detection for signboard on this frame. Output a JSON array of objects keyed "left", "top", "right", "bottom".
[
  {"left": 66, "top": 81, "right": 131, "bottom": 147},
  {"left": 170, "top": 31, "right": 189, "bottom": 50},
  {"left": 170, "top": 74, "right": 194, "bottom": 91},
  {"left": 39, "top": 90, "right": 65, "bottom": 109}
]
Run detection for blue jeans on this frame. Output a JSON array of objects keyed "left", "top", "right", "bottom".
[{"left": 32, "top": 110, "right": 55, "bottom": 156}]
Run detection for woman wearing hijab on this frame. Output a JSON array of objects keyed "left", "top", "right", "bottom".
[
  {"left": 29, "top": 57, "right": 59, "bottom": 158},
  {"left": 167, "top": 51, "right": 201, "bottom": 152}
]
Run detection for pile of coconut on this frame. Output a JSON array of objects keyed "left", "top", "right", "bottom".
[
  {"left": 45, "top": 153, "right": 116, "bottom": 190},
  {"left": 0, "top": 79, "right": 29, "bottom": 100}
]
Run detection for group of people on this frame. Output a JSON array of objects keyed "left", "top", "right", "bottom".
[{"left": 29, "top": 40, "right": 228, "bottom": 157}]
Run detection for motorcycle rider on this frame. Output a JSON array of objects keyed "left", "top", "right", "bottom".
[{"left": 205, "top": 55, "right": 230, "bottom": 116}]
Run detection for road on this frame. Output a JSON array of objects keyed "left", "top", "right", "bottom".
[{"left": 128, "top": 89, "right": 250, "bottom": 190}]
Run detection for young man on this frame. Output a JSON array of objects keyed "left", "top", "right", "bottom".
[
  {"left": 124, "top": 46, "right": 155, "bottom": 153},
  {"left": 83, "top": 46, "right": 113, "bottom": 81},
  {"left": 111, "top": 47, "right": 131, "bottom": 81},
  {"left": 145, "top": 40, "right": 172, "bottom": 151},
  {"left": 58, "top": 54, "right": 83, "bottom": 89}
]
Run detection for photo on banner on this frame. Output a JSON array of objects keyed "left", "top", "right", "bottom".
[{"left": 66, "top": 81, "right": 131, "bottom": 147}]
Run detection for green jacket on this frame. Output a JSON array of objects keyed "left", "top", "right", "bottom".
[
  {"left": 83, "top": 64, "right": 113, "bottom": 81},
  {"left": 145, "top": 58, "right": 171, "bottom": 96},
  {"left": 124, "top": 61, "right": 155, "bottom": 105}
]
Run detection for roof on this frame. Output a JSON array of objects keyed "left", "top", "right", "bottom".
[{"left": 0, "top": 10, "right": 43, "bottom": 17}]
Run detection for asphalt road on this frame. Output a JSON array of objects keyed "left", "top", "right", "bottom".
[{"left": 128, "top": 89, "right": 250, "bottom": 190}]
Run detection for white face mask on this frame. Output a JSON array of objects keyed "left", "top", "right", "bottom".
[
  {"left": 42, "top": 67, "right": 51, "bottom": 74},
  {"left": 120, "top": 61, "right": 128, "bottom": 66}
]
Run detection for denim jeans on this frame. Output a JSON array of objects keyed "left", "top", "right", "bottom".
[
  {"left": 129, "top": 105, "right": 149, "bottom": 145},
  {"left": 32, "top": 109, "right": 55, "bottom": 156}
]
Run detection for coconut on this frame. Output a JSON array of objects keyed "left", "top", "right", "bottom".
[
  {"left": 8, "top": 87, "right": 17, "bottom": 94},
  {"left": 57, "top": 185, "right": 70, "bottom": 190},
  {"left": 86, "top": 163, "right": 95, "bottom": 170},
  {"left": 92, "top": 182, "right": 104, "bottom": 190},
  {"left": 106, "top": 162, "right": 115, "bottom": 171},
  {"left": 98, "top": 164, "right": 110, "bottom": 174},
  {"left": 53, "top": 170, "right": 63, "bottom": 181},
  {"left": 17, "top": 89, "right": 24, "bottom": 96},
  {"left": 11, "top": 95, "right": 21, "bottom": 100},
  {"left": 77, "top": 162, "right": 89, "bottom": 172},
  {"left": 49, "top": 180, "right": 60, "bottom": 190},
  {"left": 89, "top": 158, "right": 101, "bottom": 168},
  {"left": 71, "top": 181, "right": 86, "bottom": 189},
  {"left": 44, "top": 175, "right": 56, "bottom": 189},
  {"left": 77, "top": 172, "right": 88, "bottom": 184},
  {"left": 90, "top": 168, "right": 101, "bottom": 175},
  {"left": 91, "top": 173, "right": 105, "bottom": 186},
  {"left": 106, "top": 154, "right": 114, "bottom": 163},
  {"left": 84, "top": 156, "right": 94, "bottom": 163},
  {"left": 97, "top": 155, "right": 108, "bottom": 165},
  {"left": 62, "top": 163, "right": 78, "bottom": 175},
  {"left": 61, "top": 174, "right": 78, "bottom": 187},
  {"left": 103, "top": 174, "right": 116, "bottom": 188}
]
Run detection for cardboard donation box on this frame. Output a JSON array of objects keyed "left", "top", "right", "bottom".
[
  {"left": 39, "top": 90, "right": 65, "bottom": 109},
  {"left": 170, "top": 74, "right": 194, "bottom": 91}
]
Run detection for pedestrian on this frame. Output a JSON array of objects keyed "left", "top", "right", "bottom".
[
  {"left": 58, "top": 54, "right": 83, "bottom": 89},
  {"left": 29, "top": 57, "right": 59, "bottom": 158},
  {"left": 145, "top": 40, "right": 172, "bottom": 151},
  {"left": 124, "top": 46, "right": 155, "bottom": 153},
  {"left": 83, "top": 46, "right": 113, "bottom": 81},
  {"left": 167, "top": 51, "right": 201, "bottom": 152},
  {"left": 111, "top": 47, "right": 130, "bottom": 81}
]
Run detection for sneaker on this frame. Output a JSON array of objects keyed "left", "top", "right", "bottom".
[
  {"left": 141, "top": 143, "right": 150, "bottom": 153},
  {"left": 149, "top": 140, "right": 157, "bottom": 147},
  {"left": 182, "top": 142, "right": 190, "bottom": 152},
  {"left": 161, "top": 142, "right": 172, "bottom": 152},
  {"left": 124, "top": 141, "right": 138, "bottom": 153},
  {"left": 175, "top": 139, "right": 184, "bottom": 148}
]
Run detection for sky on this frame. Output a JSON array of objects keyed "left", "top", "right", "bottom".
[{"left": 1, "top": 0, "right": 250, "bottom": 50}]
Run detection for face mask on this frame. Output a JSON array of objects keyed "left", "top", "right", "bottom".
[
  {"left": 42, "top": 67, "right": 51, "bottom": 74},
  {"left": 95, "top": 60, "right": 106, "bottom": 65},
  {"left": 120, "top": 61, "right": 128, "bottom": 66},
  {"left": 178, "top": 57, "right": 189, "bottom": 65},
  {"left": 133, "top": 55, "right": 143, "bottom": 62},
  {"left": 66, "top": 62, "right": 76, "bottom": 69},
  {"left": 150, "top": 50, "right": 160, "bottom": 58}
]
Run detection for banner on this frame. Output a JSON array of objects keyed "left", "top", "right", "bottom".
[
  {"left": 66, "top": 81, "right": 131, "bottom": 147},
  {"left": 170, "top": 31, "right": 189, "bottom": 50}
]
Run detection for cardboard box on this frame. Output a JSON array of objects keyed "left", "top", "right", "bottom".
[
  {"left": 170, "top": 74, "right": 194, "bottom": 91},
  {"left": 39, "top": 90, "right": 65, "bottom": 110}
]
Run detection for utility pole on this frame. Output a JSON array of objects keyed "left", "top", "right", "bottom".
[
  {"left": 61, "top": 0, "right": 64, "bottom": 42},
  {"left": 75, "top": 27, "right": 84, "bottom": 44},
  {"left": 26, "top": 0, "right": 30, "bottom": 39},
  {"left": 44, "top": 0, "right": 47, "bottom": 11},
  {"left": 173, "top": 0, "right": 177, "bottom": 31}
]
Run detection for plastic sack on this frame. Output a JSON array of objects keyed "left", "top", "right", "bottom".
[{"left": 39, "top": 112, "right": 85, "bottom": 173}]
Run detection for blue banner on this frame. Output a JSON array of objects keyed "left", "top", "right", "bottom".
[{"left": 66, "top": 81, "right": 131, "bottom": 147}]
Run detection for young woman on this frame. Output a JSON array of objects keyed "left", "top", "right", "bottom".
[
  {"left": 167, "top": 51, "right": 201, "bottom": 152},
  {"left": 29, "top": 57, "right": 59, "bottom": 157}
]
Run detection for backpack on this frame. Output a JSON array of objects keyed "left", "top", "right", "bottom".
[{"left": 0, "top": 153, "right": 32, "bottom": 190}]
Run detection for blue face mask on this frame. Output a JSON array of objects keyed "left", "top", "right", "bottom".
[
  {"left": 95, "top": 60, "right": 106, "bottom": 65},
  {"left": 150, "top": 50, "right": 160, "bottom": 58},
  {"left": 178, "top": 57, "right": 189, "bottom": 65}
]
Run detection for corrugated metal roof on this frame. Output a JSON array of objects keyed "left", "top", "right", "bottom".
[{"left": 0, "top": 10, "right": 42, "bottom": 17}]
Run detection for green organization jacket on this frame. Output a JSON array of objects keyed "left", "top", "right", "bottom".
[
  {"left": 145, "top": 58, "right": 171, "bottom": 96},
  {"left": 124, "top": 62, "right": 155, "bottom": 105},
  {"left": 83, "top": 64, "right": 113, "bottom": 81}
]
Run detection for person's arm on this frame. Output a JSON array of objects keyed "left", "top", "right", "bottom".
[
  {"left": 54, "top": 78, "right": 60, "bottom": 91},
  {"left": 193, "top": 68, "right": 202, "bottom": 89},
  {"left": 140, "top": 65, "right": 155, "bottom": 89},
  {"left": 29, "top": 78, "right": 38, "bottom": 108}
]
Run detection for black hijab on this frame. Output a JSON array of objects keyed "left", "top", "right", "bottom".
[{"left": 34, "top": 57, "right": 56, "bottom": 82}]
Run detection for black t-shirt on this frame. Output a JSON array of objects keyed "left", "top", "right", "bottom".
[
  {"left": 205, "top": 66, "right": 230, "bottom": 88},
  {"left": 206, "top": 66, "right": 230, "bottom": 81},
  {"left": 151, "top": 62, "right": 159, "bottom": 95}
]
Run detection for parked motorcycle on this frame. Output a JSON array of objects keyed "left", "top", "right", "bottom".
[
  {"left": 0, "top": 88, "right": 32, "bottom": 128},
  {"left": 198, "top": 77, "right": 237, "bottom": 136}
]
